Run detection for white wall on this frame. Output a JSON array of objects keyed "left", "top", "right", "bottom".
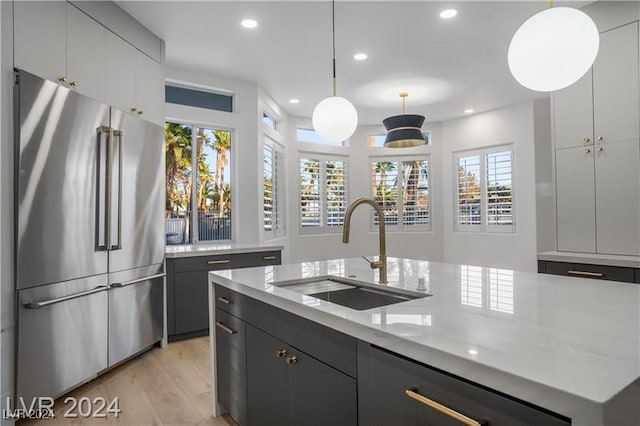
[
  {"left": 285, "top": 117, "right": 444, "bottom": 264},
  {"left": 165, "top": 66, "right": 261, "bottom": 245},
  {"left": 441, "top": 101, "right": 545, "bottom": 272}
]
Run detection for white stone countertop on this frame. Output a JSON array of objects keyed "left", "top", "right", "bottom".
[
  {"left": 209, "top": 257, "right": 640, "bottom": 426},
  {"left": 538, "top": 251, "right": 640, "bottom": 268},
  {"left": 165, "top": 243, "right": 283, "bottom": 258}
]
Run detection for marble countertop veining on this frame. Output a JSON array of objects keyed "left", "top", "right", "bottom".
[
  {"left": 165, "top": 243, "right": 284, "bottom": 258},
  {"left": 209, "top": 257, "right": 640, "bottom": 425}
]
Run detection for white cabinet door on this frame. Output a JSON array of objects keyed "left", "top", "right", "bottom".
[
  {"left": 66, "top": 5, "right": 106, "bottom": 101},
  {"left": 135, "top": 51, "right": 165, "bottom": 126},
  {"left": 553, "top": 70, "right": 593, "bottom": 149},
  {"left": 105, "top": 31, "right": 136, "bottom": 114},
  {"left": 555, "top": 147, "right": 596, "bottom": 253},
  {"left": 14, "top": 1, "right": 66, "bottom": 84},
  {"left": 595, "top": 140, "right": 640, "bottom": 256},
  {"left": 593, "top": 22, "right": 640, "bottom": 145}
]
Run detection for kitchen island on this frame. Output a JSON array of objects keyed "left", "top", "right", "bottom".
[{"left": 208, "top": 257, "right": 640, "bottom": 426}]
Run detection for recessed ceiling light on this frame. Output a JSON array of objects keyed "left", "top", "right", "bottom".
[
  {"left": 468, "top": 349, "right": 478, "bottom": 355},
  {"left": 464, "top": 108, "right": 474, "bottom": 114},
  {"left": 241, "top": 19, "right": 258, "bottom": 29},
  {"left": 289, "top": 99, "right": 300, "bottom": 104},
  {"left": 440, "top": 9, "right": 458, "bottom": 19},
  {"left": 353, "top": 53, "right": 368, "bottom": 61}
]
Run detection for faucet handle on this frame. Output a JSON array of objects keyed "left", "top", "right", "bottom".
[
  {"left": 362, "top": 255, "right": 374, "bottom": 264},
  {"left": 362, "top": 256, "right": 384, "bottom": 269}
]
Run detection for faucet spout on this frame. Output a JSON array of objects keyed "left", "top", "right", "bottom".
[{"left": 342, "top": 198, "right": 388, "bottom": 284}]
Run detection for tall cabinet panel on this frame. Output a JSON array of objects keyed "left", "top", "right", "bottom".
[
  {"left": 135, "top": 51, "right": 165, "bottom": 126},
  {"left": 555, "top": 148, "right": 596, "bottom": 253},
  {"left": 593, "top": 22, "right": 640, "bottom": 145},
  {"left": 595, "top": 140, "right": 640, "bottom": 255},
  {"left": 554, "top": 70, "right": 594, "bottom": 150},
  {"left": 105, "top": 31, "right": 136, "bottom": 114},
  {"left": 13, "top": 1, "right": 66, "bottom": 84}
]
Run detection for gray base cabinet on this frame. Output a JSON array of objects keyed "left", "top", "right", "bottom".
[
  {"left": 357, "top": 343, "right": 570, "bottom": 426},
  {"left": 538, "top": 260, "right": 640, "bottom": 284},
  {"left": 166, "top": 250, "right": 281, "bottom": 340}
]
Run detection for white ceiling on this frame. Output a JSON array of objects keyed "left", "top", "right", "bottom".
[{"left": 118, "top": 1, "right": 591, "bottom": 124}]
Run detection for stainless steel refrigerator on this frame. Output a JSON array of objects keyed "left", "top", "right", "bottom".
[{"left": 14, "top": 69, "right": 165, "bottom": 402}]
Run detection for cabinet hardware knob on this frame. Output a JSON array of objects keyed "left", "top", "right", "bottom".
[
  {"left": 70, "top": 81, "right": 78, "bottom": 87},
  {"left": 584, "top": 148, "right": 591, "bottom": 153},
  {"left": 597, "top": 136, "right": 604, "bottom": 141},
  {"left": 597, "top": 146, "right": 604, "bottom": 152},
  {"left": 583, "top": 137, "right": 590, "bottom": 143},
  {"left": 58, "top": 76, "right": 68, "bottom": 83},
  {"left": 276, "top": 349, "right": 287, "bottom": 358},
  {"left": 405, "top": 389, "right": 483, "bottom": 426},
  {"left": 138, "top": 110, "right": 143, "bottom": 115},
  {"left": 217, "top": 296, "right": 231, "bottom": 305},
  {"left": 215, "top": 321, "right": 237, "bottom": 335},
  {"left": 131, "top": 107, "right": 138, "bottom": 113},
  {"left": 285, "top": 355, "right": 297, "bottom": 365}
]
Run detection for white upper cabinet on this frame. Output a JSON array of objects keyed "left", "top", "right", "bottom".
[
  {"left": 14, "top": 1, "right": 66, "bottom": 84},
  {"left": 135, "top": 51, "right": 165, "bottom": 126},
  {"left": 553, "top": 70, "right": 594, "bottom": 150},
  {"left": 105, "top": 31, "right": 136, "bottom": 114},
  {"left": 593, "top": 22, "right": 640, "bottom": 145},
  {"left": 66, "top": 5, "right": 107, "bottom": 101}
]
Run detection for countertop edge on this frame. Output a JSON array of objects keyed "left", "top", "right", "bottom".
[
  {"left": 209, "top": 272, "right": 611, "bottom": 425},
  {"left": 538, "top": 251, "right": 640, "bottom": 268},
  {"left": 166, "top": 244, "right": 284, "bottom": 258}
]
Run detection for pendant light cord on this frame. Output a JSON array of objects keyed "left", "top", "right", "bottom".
[{"left": 332, "top": 0, "right": 337, "bottom": 96}]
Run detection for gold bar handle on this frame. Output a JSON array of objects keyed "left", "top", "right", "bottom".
[
  {"left": 568, "top": 270, "right": 604, "bottom": 278},
  {"left": 208, "top": 259, "right": 231, "bottom": 265},
  {"left": 263, "top": 256, "right": 277, "bottom": 261},
  {"left": 217, "top": 296, "right": 231, "bottom": 305},
  {"left": 215, "top": 321, "right": 236, "bottom": 335},
  {"left": 405, "top": 389, "right": 482, "bottom": 426}
]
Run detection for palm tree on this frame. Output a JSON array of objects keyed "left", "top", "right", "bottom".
[
  {"left": 165, "top": 123, "right": 192, "bottom": 216},
  {"left": 375, "top": 162, "right": 396, "bottom": 209},
  {"left": 214, "top": 130, "right": 231, "bottom": 218}
]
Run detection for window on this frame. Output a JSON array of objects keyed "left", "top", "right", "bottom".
[
  {"left": 165, "top": 122, "right": 232, "bottom": 244},
  {"left": 165, "top": 85, "right": 233, "bottom": 112},
  {"left": 264, "top": 138, "right": 285, "bottom": 239},
  {"left": 368, "top": 131, "right": 431, "bottom": 147},
  {"left": 370, "top": 157, "right": 430, "bottom": 230},
  {"left": 297, "top": 128, "right": 344, "bottom": 146},
  {"left": 262, "top": 113, "right": 276, "bottom": 130},
  {"left": 299, "top": 156, "right": 348, "bottom": 232},
  {"left": 455, "top": 145, "right": 514, "bottom": 232}
]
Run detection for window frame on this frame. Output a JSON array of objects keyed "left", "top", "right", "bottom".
[
  {"left": 298, "top": 153, "right": 349, "bottom": 235},
  {"left": 369, "top": 155, "right": 432, "bottom": 232},
  {"left": 263, "top": 136, "right": 286, "bottom": 240},
  {"left": 453, "top": 144, "right": 515, "bottom": 233}
]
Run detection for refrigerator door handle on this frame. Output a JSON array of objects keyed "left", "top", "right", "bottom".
[
  {"left": 96, "top": 126, "right": 110, "bottom": 251},
  {"left": 111, "top": 129, "right": 123, "bottom": 250},
  {"left": 110, "top": 273, "right": 166, "bottom": 289},
  {"left": 105, "top": 126, "right": 113, "bottom": 250},
  {"left": 23, "top": 285, "right": 109, "bottom": 309}
]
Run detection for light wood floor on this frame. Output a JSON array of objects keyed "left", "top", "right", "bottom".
[{"left": 19, "top": 337, "right": 235, "bottom": 426}]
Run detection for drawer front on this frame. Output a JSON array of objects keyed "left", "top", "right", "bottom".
[
  {"left": 358, "top": 343, "right": 570, "bottom": 426},
  {"left": 543, "top": 261, "right": 635, "bottom": 283},
  {"left": 215, "top": 284, "right": 246, "bottom": 318},
  {"left": 215, "top": 309, "right": 247, "bottom": 426},
  {"left": 174, "top": 250, "right": 281, "bottom": 273}
]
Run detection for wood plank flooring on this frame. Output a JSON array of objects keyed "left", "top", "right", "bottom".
[{"left": 18, "top": 337, "right": 235, "bottom": 426}]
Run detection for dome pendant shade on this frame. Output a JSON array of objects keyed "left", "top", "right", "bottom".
[
  {"left": 383, "top": 114, "right": 426, "bottom": 148},
  {"left": 508, "top": 7, "right": 599, "bottom": 92},
  {"left": 312, "top": 96, "right": 358, "bottom": 142}
]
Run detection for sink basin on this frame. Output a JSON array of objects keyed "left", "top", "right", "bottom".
[{"left": 271, "top": 276, "right": 429, "bottom": 310}]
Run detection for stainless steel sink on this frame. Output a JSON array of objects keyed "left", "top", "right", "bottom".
[{"left": 271, "top": 276, "right": 429, "bottom": 310}]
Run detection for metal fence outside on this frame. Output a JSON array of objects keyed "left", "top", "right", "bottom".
[{"left": 165, "top": 211, "right": 232, "bottom": 244}]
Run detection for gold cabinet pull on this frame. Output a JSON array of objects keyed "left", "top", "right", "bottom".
[
  {"left": 263, "top": 256, "right": 277, "bottom": 261},
  {"left": 405, "top": 389, "right": 482, "bottom": 426},
  {"left": 276, "top": 349, "right": 287, "bottom": 358},
  {"left": 568, "top": 270, "right": 604, "bottom": 278},
  {"left": 596, "top": 146, "right": 604, "bottom": 152},
  {"left": 137, "top": 110, "right": 143, "bottom": 115},
  {"left": 58, "top": 76, "right": 68, "bottom": 83},
  {"left": 131, "top": 107, "right": 138, "bottom": 113},
  {"left": 215, "top": 321, "right": 236, "bottom": 334},
  {"left": 208, "top": 259, "right": 231, "bottom": 265},
  {"left": 285, "top": 355, "right": 297, "bottom": 365},
  {"left": 70, "top": 80, "right": 78, "bottom": 87},
  {"left": 583, "top": 137, "right": 590, "bottom": 143},
  {"left": 584, "top": 148, "right": 592, "bottom": 154},
  {"left": 597, "top": 136, "right": 604, "bottom": 141},
  {"left": 217, "top": 296, "right": 231, "bottom": 305}
]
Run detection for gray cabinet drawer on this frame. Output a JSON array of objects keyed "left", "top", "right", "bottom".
[
  {"left": 174, "top": 251, "right": 281, "bottom": 273},
  {"left": 540, "top": 260, "right": 636, "bottom": 283}
]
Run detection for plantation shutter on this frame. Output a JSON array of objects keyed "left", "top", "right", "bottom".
[
  {"left": 485, "top": 150, "right": 513, "bottom": 230},
  {"left": 456, "top": 154, "right": 482, "bottom": 230}
]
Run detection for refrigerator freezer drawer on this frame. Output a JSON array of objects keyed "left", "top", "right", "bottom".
[
  {"left": 17, "top": 275, "right": 109, "bottom": 402},
  {"left": 108, "top": 266, "right": 164, "bottom": 367}
]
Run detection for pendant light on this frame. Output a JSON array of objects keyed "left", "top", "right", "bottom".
[
  {"left": 383, "top": 92, "right": 426, "bottom": 148},
  {"left": 312, "top": 0, "right": 358, "bottom": 143},
  {"left": 508, "top": 1, "right": 599, "bottom": 92}
]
